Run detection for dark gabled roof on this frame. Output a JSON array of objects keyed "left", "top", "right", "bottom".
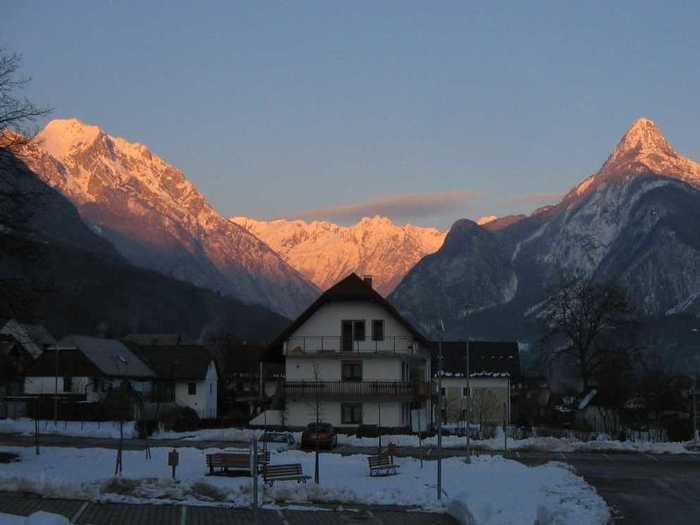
[
  {"left": 60, "top": 336, "right": 155, "bottom": 378},
  {"left": 129, "top": 345, "right": 215, "bottom": 381},
  {"left": 26, "top": 348, "right": 101, "bottom": 377},
  {"left": 432, "top": 340, "right": 521, "bottom": 379},
  {"left": 269, "top": 273, "right": 429, "bottom": 349}
]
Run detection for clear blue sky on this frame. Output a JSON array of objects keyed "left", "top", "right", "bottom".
[{"left": 5, "top": 1, "right": 700, "bottom": 228}]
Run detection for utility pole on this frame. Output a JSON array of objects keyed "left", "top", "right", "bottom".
[
  {"left": 378, "top": 399, "right": 382, "bottom": 452},
  {"left": 53, "top": 346, "right": 59, "bottom": 424},
  {"left": 693, "top": 376, "right": 698, "bottom": 443},
  {"left": 465, "top": 338, "right": 471, "bottom": 464},
  {"left": 437, "top": 341, "right": 443, "bottom": 500}
]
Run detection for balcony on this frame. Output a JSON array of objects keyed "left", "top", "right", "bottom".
[
  {"left": 284, "top": 381, "right": 430, "bottom": 401},
  {"left": 283, "top": 336, "right": 421, "bottom": 356}
]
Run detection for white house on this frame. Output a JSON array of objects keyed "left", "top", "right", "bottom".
[
  {"left": 434, "top": 341, "right": 520, "bottom": 427},
  {"left": 131, "top": 344, "right": 219, "bottom": 419},
  {"left": 23, "top": 335, "right": 155, "bottom": 402},
  {"left": 271, "top": 273, "right": 432, "bottom": 430}
]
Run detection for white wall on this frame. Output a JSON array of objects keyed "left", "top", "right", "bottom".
[
  {"left": 439, "top": 376, "right": 510, "bottom": 424},
  {"left": 24, "top": 376, "right": 153, "bottom": 403},
  {"left": 287, "top": 301, "right": 420, "bottom": 353},
  {"left": 286, "top": 357, "right": 405, "bottom": 383},
  {"left": 174, "top": 362, "right": 218, "bottom": 419},
  {"left": 285, "top": 400, "right": 404, "bottom": 428},
  {"left": 286, "top": 358, "right": 340, "bottom": 381}
]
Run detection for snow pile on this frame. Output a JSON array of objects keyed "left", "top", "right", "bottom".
[
  {"left": 334, "top": 431, "right": 695, "bottom": 455},
  {"left": 152, "top": 427, "right": 263, "bottom": 442},
  {"left": 0, "top": 512, "right": 72, "bottom": 525},
  {"left": 0, "top": 419, "right": 137, "bottom": 439},
  {"left": 0, "top": 446, "right": 608, "bottom": 524}
]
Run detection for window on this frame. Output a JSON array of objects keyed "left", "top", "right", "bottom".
[
  {"left": 342, "top": 361, "right": 362, "bottom": 382},
  {"left": 371, "top": 320, "right": 384, "bottom": 341},
  {"left": 63, "top": 377, "right": 72, "bottom": 393},
  {"left": 353, "top": 320, "right": 365, "bottom": 341},
  {"left": 341, "top": 403, "right": 362, "bottom": 424},
  {"left": 188, "top": 382, "right": 197, "bottom": 395},
  {"left": 341, "top": 320, "right": 365, "bottom": 350}
]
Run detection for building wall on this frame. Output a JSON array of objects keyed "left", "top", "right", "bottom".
[
  {"left": 285, "top": 399, "right": 404, "bottom": 428},
  {"left": 24, "top": 376, "right": 153, "bottom": 403},
  {"left": 288, "top": 301, "right": 420, "bottom": 354},
  {"left": 439, "top": 376, "right": 510, "bottom": 425},
  {"left": 286, "top": 356, "right": 405, "bottom": 382},
  {"left": 174, "top": 362, "right": 218, "bottom": 419}
]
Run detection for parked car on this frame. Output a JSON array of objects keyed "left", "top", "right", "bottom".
[
  {"left": 355, "top": 424, "right": 380, "bottom": 438},
  {"left": 301, "top": 422, "right": 338, "bottom": 449},
  {"left": 260, "top": 431, "right": 295, "bottom": 451}
]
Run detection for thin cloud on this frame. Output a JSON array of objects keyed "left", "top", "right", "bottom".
[
  {"left": 501, "top": 191, "right": 564, "bottom": 208},
  {"left": 291, "top": 191, "right": 478, "bottom": 224}
]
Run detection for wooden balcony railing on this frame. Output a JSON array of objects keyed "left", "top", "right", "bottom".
[{"left": 284, "top": 381, "right": 430, "bottom": 400}]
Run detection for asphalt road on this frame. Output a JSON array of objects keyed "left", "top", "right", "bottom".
[{"left": 2, "top": 434, "right": 700, "bottom": 524}]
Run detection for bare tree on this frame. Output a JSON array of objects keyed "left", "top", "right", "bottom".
[
  {"left": 540, "top": 277, "right": 638, "bottom": 392},
  {"left": 0, "top": 49, "right": 50, "bottom": 152}
]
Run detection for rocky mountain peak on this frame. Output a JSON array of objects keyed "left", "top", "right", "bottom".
[
  {"left": 564, "top": 118, "right": 700, "bottom": 201},
  {"left": 232, "top": 215, "right": 446, "bottom": 295},
  {"left": 609, "top": 117, "right": 675, "bottom": 161},
  {"left": 35, "top": 118, "right": 102, "bottom": 161}
]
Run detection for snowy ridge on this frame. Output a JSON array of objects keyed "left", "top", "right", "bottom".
[
  {"left": 231, "top": 215, "right": 446, "bottom": 295},
  {"left": 392, "top": 117, "right": 700, "bottom": 334},
  {"left": 27, "top": 118, "right": 319, "bottom": 317}
]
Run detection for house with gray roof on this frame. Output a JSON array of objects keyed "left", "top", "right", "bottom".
[{"left": 24, "top": 335, "right": 155, "bottom": 403}]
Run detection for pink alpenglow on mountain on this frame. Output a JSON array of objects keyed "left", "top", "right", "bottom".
[
  {"left": 28, "top": 118, "right": 319, "bottom": 318},
  {"left": 231, "top": 215, "right": 446, "bottom": 295}
]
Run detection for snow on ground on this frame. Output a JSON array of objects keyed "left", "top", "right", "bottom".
[
  {"left": 2, "top": 419, "right": 692, "bottom": 455},
  {"left": 0, "top": 512, "right": 72, "bottom": 525},
  {"left": 0, "top": 445, "right": 608, "bottom": 525},
  {"left": 0, "top": 419, "right": 137, "bottom": 439},
  {"left": 336, "top": 431, "right": 694, "bottom": 455}
]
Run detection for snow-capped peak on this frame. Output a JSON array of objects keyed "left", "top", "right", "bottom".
[
  {"left": 608, "top": 117, "right": 675, "bottom": 161},
  {"left": 477, "top": 215, "right": 498, "bottom": 226},
  {"left": 597, "top": 117, "right": 700, "bottom": 185},
  {"left": 34, "top": 118, "right": 102, "bottom": 161},
  {"left": 560, "top": 118, "right": 700, "bottom": 204},
  {"left": 231, "top": 215, "right": 446, "bottom": 295}
]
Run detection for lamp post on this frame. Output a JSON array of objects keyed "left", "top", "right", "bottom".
[{"left": 436, "top": 319, "right": 445, "bottom": 500}]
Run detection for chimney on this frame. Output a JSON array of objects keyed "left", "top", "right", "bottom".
[{"left": 363, "top": 275, "right": 373, "bottom": 288}]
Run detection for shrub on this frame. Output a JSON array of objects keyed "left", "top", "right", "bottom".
[{"left": 159, "top": 406, "right": 200, "bottom": 432}]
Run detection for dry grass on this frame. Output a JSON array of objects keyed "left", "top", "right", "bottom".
[{"left": 190, "top": 481, "right": 227, "bottom": 502}]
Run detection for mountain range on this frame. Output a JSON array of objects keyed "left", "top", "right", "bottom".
[
  {"left": 390, "top": 118, "right": 700, "bottom": 338},
  {"left": 0, "top": 149, "right": 287, "bottom": 342},
  {"left": 231, "top": 215, "right": 445, "bottom": 295},
  {"left": 25, "top": 119, "right": 319, "bottom": 318}
]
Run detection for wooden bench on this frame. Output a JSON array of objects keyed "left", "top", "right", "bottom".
[
  {"left": 206, "top": 450, "right": 270, "bottom": 475},
  {"left": 368, "top": 454, "right": 400, "bottom": 477},
  {"left": 262, "top": 463, "right": 311, "bottom": 487}
]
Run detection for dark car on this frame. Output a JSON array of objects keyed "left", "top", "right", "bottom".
[{"left": 301, "top": 422, "right": 338, "bottom": 449}]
